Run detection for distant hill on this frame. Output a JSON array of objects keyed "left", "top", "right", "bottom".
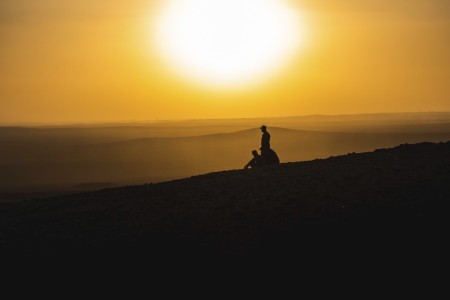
[
  {"left": 3, "top": 112, "right": 450, "bottom": 132},
  {"left": 1, "top": 125, "right": 450, "bottom": 200},
  {"left": 1, "top": 141, "right": 449, "bottom": 262}
]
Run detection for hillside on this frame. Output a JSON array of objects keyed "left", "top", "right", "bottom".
[
  {"left": 0, "top": 141, "right": 449, "bottom": 261},
  {"left": 2, "top": 124, "right": 450, "bottom": 202}
]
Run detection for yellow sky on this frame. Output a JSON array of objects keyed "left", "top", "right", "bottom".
[{"left": 1, "top": 0, "right": 449, "bottom": 123}]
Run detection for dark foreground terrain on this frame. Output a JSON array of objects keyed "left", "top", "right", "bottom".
[{"left": 0, "top": 141, "right": 449, "bottom": 264}]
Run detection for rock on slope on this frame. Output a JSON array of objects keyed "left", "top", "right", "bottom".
[{"left": 0, "top": 142, "right": 449, "bottom": 262}]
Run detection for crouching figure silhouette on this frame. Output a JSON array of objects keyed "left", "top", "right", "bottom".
[
  {"left": 244, "top": 150, "right": 263, "bottom": 170},
  {"left": 264, "top": 147, "right": 280, "bottom": 165}
]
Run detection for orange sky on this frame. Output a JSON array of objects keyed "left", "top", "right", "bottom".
[{"left": 1, "top": 0, "right": 449, "bottom": 124}]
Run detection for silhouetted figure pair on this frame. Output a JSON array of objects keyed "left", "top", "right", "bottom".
[{"left": 244, "top": 125, "right": 280, "bottom": 169}]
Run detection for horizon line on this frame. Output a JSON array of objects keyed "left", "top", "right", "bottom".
[{"left": 1, "top": 111, "right": 450, "bottom": 127}]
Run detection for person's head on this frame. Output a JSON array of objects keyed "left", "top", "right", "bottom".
[
  {"left": 252, "top": 150, "right": 259, "bottom": 157},
  {"left": 260, "top": 125, "right": 267, "bottom": 132}
]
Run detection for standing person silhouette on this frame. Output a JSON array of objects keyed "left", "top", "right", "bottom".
[{"left": 260, "top": 125, "right": 271, "bottom": 162}]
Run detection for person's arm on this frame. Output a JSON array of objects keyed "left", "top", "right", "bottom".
[{"left": 244, "top": 158, "right": 254, "bottom": 169}]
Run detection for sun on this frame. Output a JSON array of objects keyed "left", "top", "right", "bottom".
[{"left": 154, "top": 0, "right": 304, "bottom": 88}]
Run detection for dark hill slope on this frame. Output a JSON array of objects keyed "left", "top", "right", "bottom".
[
  {"left": 0, "top": 142, "right": 449, "bottom": 260},
  {"left": 2, "top": 126, "right": 450, "bottom": 194}
]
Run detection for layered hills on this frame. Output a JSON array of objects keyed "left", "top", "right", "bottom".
[{"left": 2, "top": 113, "right": 450, "bottom": 202}]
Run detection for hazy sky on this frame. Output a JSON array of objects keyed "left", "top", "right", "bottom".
[{"left": 1, "top": 0, "right": 449, "bottom": 123}]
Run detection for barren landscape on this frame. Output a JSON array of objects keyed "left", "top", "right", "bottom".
[
  {"left": 2, "top": 0, "right": 450, "bottom": 272},
  {"left": 1, "top": 140, "right": 448, "bottom": 262},
  {"left": 1, "top": 113, "right": 450, "bottom": 202}
]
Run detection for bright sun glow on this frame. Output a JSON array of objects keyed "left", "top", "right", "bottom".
[{"left": 155, "top": 0, "right": 304, "bottom": 88}]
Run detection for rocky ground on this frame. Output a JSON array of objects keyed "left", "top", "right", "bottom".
[{"left": 0, "top": 141, "right": 449, "bottom": 265}]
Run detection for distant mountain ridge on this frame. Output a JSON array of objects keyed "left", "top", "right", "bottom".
[{"left": 2, "top": 111, "right": 450, "bottom": 128}]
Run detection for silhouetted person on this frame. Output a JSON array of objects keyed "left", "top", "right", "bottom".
[
  {"left": 244, "top": 150, "right": 263, "bottom": 170},
  {"left": 260, "top": 125, "right": 270, "bottom": 150},
  {"left": 260, "top": 125, "right": 271, "bottom": 162},
  {"left": 259, "top": 125, "right": 280, "bottom": 166}
]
